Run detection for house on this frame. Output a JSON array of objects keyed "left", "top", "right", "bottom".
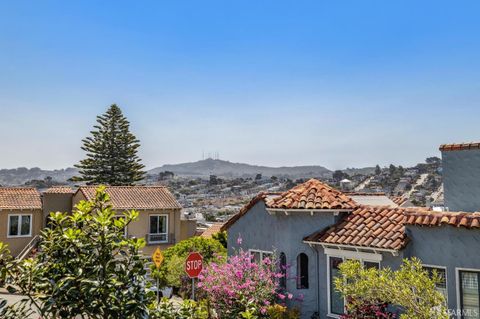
[
  {"left": 2, "top": 185, "right": 196, "bottom": 257},
  {"left": 223, "top": 142, "right": 480, "bottom": 319},
  {"left": 0, "top": 188, "right": 43, "bottom": 257}
]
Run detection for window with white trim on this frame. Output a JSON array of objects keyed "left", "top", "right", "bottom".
[
  {"left": 249, "top": 249, "right": 272, "bottom": 264},
  {"left": 297, "top": 253, "right": 309, "bottom": 289},
  {"left": 8, "top": 214, "right": 32, "bottom": 237},
  {"left": 459, "top": 270, "right": 480, "bottom": 319},
  {"left": 149, "top": 215, "right": 168, "bottom": 243},
  {"left": 423, "top": 266, "right": 447, "bottom": 303},
  {"left": 328, "top": 254, "right": 381, "bottom": 317}
]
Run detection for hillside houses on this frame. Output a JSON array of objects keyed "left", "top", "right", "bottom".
[{"left": 223, "top": 142, "right": 480, "bottom": 319}]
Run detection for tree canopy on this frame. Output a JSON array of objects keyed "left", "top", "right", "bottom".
[{"left": 74, "top": 104, "right": 145, "bottom": 185}]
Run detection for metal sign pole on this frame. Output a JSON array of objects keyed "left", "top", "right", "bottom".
[
  {"left": 192, "top": 278, "right": 195, "bottom": 300},
  {"left": 157, "top": 277, "right": 160, "bottom": 303}
]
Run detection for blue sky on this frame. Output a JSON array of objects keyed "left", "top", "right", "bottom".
[{"left": 1, "top": 1, "right": 480, "bottom": 170}]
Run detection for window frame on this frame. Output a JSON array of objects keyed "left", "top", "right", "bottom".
[
  {"left": 423, "top": 264, "right": 448, "bottom": 303},
  {"left": 248, "top": 249, "right": 273, "bottom": 264},
  {"left": 326, "top": 252, "right": 381, "bottom": 318},
  {"left": 456, "top": 267, "right": 480, "bottom": 319},
  {"left": 148, "top": 214, "right": 169, "bottom": 244},
  {"left": 7, "top": 214, "right": 33, "bottom": 238}
]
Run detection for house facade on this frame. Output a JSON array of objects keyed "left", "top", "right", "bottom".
[
  {"left": 2, "top": 185, "right": 196, "bottom": 257},
  {"left": 0, "top": 188, "right": 43, "bottom": 257},
  {"left": 224, "top": 142, "right": 480, "bottom": 319}
]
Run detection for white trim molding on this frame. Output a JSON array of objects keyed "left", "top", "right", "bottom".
[
  {"left": 303, "top": 241, "right": 399, "bottom": 256},
  {"left": 324, "top": 247, "right": 382, "bottom": 262},
  {"left": 455, "top": 267, "right": 480, "bottom": 319}
]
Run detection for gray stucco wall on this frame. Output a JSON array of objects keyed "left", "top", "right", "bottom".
[
  {"left": 227, "top": 201, "right": 342, "bottom": 318},
  {"left": 442, "top": 149, "right": 480, "bottom": 212},
  {"left": 406, "top": 225, "right": 480, "bottom": 313}
]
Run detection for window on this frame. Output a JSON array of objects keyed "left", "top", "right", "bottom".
[
  {"left": 329, "top": 257, "right": 345, "bottom": 316},
  {"left": 8, "top": 214, "right": 32, "bottom": 237},
  {"left": 279, "top": 252, "right": 287, "bottom": 289},
  {"left": 327, "top": 254, "right": 380, "bottom": 317},
  {"left": 249, "top": 249, "right": 272, "bottom": 264},
  {"left": 149, "top": 215, "right": 168, "bottom": 243},
  {"left": 297, "top": 253, "right": 309, "bottom": 289},
  {"left": 424, "top": 266, "right": 447, "bottom": 302},
  {"left": 459, "top": 270, "right": 480, "bottom": 319}
]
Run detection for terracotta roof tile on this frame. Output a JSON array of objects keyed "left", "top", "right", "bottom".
[
  {"left": 391, "top": 196, "right": 407, "bottom": 206},
  {"left": 404, "top": 211, "right": 480, "bottom": 229},
  {"left": 439, "top": 142, "right": 480, "bottom": 152},
  {"left": 0, "top": 188, "right": 42, "bottom": 209},
  {"left": 266, "top": 179, "right": 356, "bottom": 210},
  {"left": 304, "top": 206, "right": 410, "bottom": 250},
  {"left": 200, "top": 223, "right": 224, "bottom": 239},
  {"left": 77, "top": 186, "right": 181, "bottom": 210},
  {"left": 44, "top": 186, "right": 74, "bottom": 194}
]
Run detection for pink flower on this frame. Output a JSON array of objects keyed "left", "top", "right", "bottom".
[{"left": 237, "top": 235, "right": 243, "bottom": 245}]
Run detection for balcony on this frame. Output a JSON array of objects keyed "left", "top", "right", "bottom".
[{"left": 147, "top": 233, "right": 174, "bottom": 245}]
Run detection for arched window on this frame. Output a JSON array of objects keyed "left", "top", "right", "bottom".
[
  {"left": 297, "top": 253, "right": 309, "bottom": 289},
  {"left": 279, "top": 252, "right": 287, "bottom": 289}
]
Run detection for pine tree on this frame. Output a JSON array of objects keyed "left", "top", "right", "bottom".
[{"left": 73, "top": 105, "right": 146, "bottom": 185}]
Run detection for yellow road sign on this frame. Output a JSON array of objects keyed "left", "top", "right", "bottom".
[{"left": 152, "top": 247, "right": 164, "bottom": 268}]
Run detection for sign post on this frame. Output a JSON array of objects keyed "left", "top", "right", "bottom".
[
  {"left": 152, "top": 247, "right": 164, "bottom": 303},
  {"left": 185, "top": 252, "right": 203, "bottom": 300}
]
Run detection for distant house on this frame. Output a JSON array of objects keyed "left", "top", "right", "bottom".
[
  {"left": 0, "top": 188, "right": 43, "bottom": 257},
  {"left": 200, "top": 222, "right": 224, "bottom": 239},
  {"left": 223, "top": 142, "right": 480, "bottom": 319},
  {"left": 2, "top": 185, "right": 196, "bottom": 257}
]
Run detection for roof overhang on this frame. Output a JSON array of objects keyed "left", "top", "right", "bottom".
[
  {"left": 303, "top": 241, "right": 400, "bottom": 256},
  {"left": 267, "top": 208, "right": 353, "bottom": 216}
]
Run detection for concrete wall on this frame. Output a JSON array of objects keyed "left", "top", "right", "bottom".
[
  {"left": 0, "top": 209, "right": 43, "bottom": 257},
  {"left": 42, "top": 193, "right": 73, "bottom": 227},
  {"left": 406, "top": 225, "right": 480, "bottom": 313},
  {"left": 180, "top": 219, "right": 197, "bottom": 241},
  {"left": 442, "top": 149, "right": 480, "bottom": 212}
]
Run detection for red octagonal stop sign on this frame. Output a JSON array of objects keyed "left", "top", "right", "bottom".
[{"left": 185, "top": 252, "right": 203, "bottom": 278}]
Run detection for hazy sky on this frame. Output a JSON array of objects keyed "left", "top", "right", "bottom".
[{"left": 1, "top": 1, "right": 480, "bottom": 170}]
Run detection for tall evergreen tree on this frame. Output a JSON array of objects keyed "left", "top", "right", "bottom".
[{"left": 73, "top": 105, "right": 146, "bottom": 185}]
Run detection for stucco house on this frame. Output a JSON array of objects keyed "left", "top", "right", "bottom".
[
  {"left": 0, "top": 188, "right": 43, "bottom": 257},
  {"left": 223, "top": 142, "right": 480, "bottom": 319},
  {"left": 2, "top": 185, "right": 196, "bottom": 257}
]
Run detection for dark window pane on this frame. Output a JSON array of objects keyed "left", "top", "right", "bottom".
[
  {"left": 9, "top": 216, "right": 19, "bottom": 236},
  {"left": 330, "top": 257, "right": 344, "bottom": 315},
  {"left": 424, "top": 267, "right": 447, "bottom": 303},
  {"left": 297, "top": 253, "right": 309, "bottom": 289},
  {"left": 279, "top": 253, "right": 287, "bottom": 289},
  {"left": 159, "top": 216, "right": 167, "bottom": 233},
  {"left": 460, "top": 271, "right": 480, "bottom": 319},
  {"left": 20, "top": 215, "right": 30, "bottom": 235},
  {"left": 364, "top": 261, "right": 380, "bottom": 270},
  {"left": 149, "top": 216, "right": 158, "bottom": 234}
]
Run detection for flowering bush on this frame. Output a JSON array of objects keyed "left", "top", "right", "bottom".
[
  {"left": 341, "top": 298, "right": 396, "bottom": 319},
  {"left": 197, "top": 246, "right": 295, "bottom": 318}
]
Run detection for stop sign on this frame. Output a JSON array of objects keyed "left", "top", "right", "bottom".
[{"left": 185, "top": 252, "right": 203, "bottom": 278}]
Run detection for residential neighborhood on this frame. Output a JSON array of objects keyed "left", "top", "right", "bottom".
[{"left": 3, "top": 1, "right": 480, "bottom": 318}]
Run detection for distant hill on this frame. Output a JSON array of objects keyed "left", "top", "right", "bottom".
[
  {"left": 0, "top": 167, "right": 78, "bottom": 186},
  {"left": 148, "top": 159, "right": 332, "bottom": 178}
]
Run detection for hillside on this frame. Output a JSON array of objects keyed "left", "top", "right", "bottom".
[
  {"left": 0, "top": 167, "right": 78, "bottom": 186},
  {"left": 148, "top": 158, "right": 332, "bottom": 178}
]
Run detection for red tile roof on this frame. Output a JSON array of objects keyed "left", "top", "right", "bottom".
[
  {"left": 77, "top": 186, "right": 181, "bottom": 210},
  {"left": 391, "top": 196, "right": 407, "bottom": 206},
  {"left": 304, "top": 206, "right": 411, "bottom": 250},
  {"left": 44, "top": 186, "right": 74, "bottom": 194},
  {"left": 201, "top": 223, "right": 225, "bottom": 238},
  {"left": 439, "top": 142, "right": 480, "bottom": 152},
  {"left": 266, "top": 179, "right": 357, "bottom": 210},
  {"left": 405, "top": 211, "right": 480, "bottom": 229},
  {"left": 0, "top": 188, "right": 42, "bottom": 210}
]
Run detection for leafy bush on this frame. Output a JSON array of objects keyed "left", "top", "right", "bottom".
[
  {"left": 197, "top": 246, "right": 295, "bottom": 318},
  {"left": 150, "top": 298, "right": 209, "bottom": 319},
  {"left": 152, "top": 236, "right": 226, "bottom": 289},
  {"left": 0, "top": 187, "right": 154, "bottom": 319},
  {"left": 335, "top": 258, "right": 448, "bottom": 319}
]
